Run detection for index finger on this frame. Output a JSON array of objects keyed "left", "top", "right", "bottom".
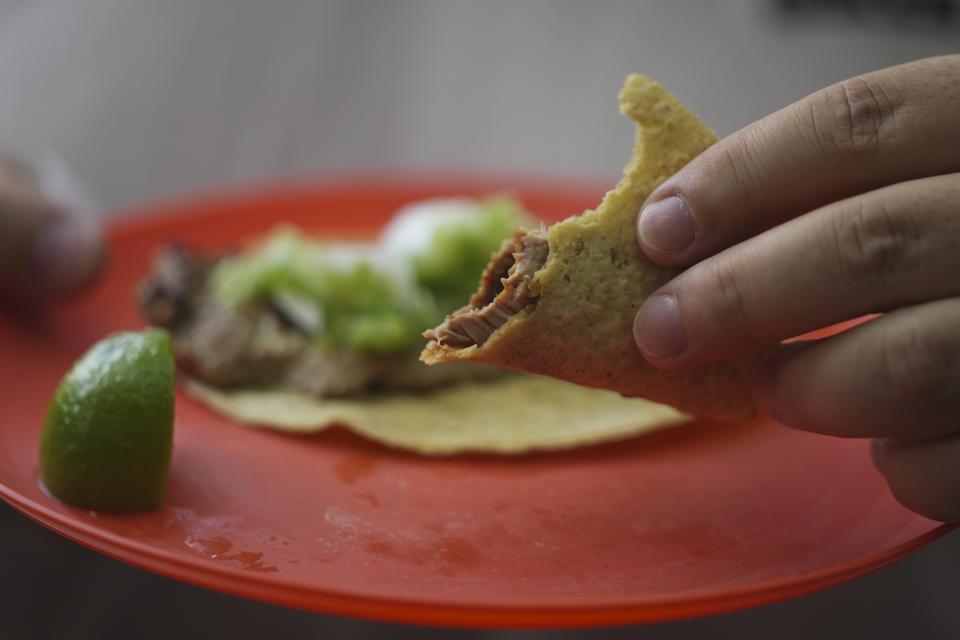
[{"left": 636, "top": 55, "right": 960, "bottom": 266}]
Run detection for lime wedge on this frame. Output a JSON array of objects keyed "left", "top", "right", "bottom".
[{"left": 39, "top": 329, "right": 174, "bottom": 512}]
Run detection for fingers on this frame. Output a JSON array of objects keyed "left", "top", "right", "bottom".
[
  {"left": 752, "top": 298, "right": 960, "bottom": 440},
  {"left": 873, "top": 436, "right": 960, "bottom": 523},
  {"left": 633, "top": 173, "right": 960, "bottom": 367},
  {"left": 636, "top": 55, "right": 960, "bottom": 266},
  {"left": 0, "top": 157, "right": 104, "bottom": 298}
]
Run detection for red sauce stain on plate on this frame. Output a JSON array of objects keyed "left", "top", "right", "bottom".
[
  {"left": 355, "top": 492, "right": 380, "bottom": 507},
  {"left": 335, "top": 455, "right": 377, "bottom": 484}
]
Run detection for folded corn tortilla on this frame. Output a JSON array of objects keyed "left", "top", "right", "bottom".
[{"left": 422, "top": 75, "right": 757, "bottom": 421}]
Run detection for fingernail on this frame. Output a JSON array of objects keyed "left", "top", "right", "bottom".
[
  {"left": 32, "top": 215, "right": 102, "bottom": 293},
  {"left": 634, "top": 293, "right": 687, "bottom": 360},
  {"left": 638, "top": 195, "right": 695, "bottom": 254}
]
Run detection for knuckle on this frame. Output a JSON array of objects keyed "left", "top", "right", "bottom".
[
  {"left": 877, "top": 324, "right": 953, "bottom": 406},
  {"left": 707, "top": 260, "right": 754, "bottom": 337},
  {"left": 714, "top": 133, "right": 763, "bottom": 207},
  {"left": 810, "top": 74, "right": 901, "bottom": 163},
  {"left": 829, "top": 199, "right": 918, "bottom": 283},
  {"left": 927, "top": 175, "right": 960, "bottom": 225}
]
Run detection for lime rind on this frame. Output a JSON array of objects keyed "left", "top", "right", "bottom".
[{"left": 39, "top": 329, "right": 175, "bottom": 512}]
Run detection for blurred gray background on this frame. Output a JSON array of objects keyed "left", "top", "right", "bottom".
[{"left": 1, "top": 0, "right": 958, "bottom": 638}]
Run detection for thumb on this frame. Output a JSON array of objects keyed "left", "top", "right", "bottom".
[{"left": 0, "top": 158, "right": 104, "bottom": 298}]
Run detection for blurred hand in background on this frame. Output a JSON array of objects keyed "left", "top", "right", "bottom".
[{"left": 0, "top": 155, "right": 104, "bottom": 300}]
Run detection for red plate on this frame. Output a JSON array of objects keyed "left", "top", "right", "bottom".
[{"left": 0, "top": 176, "right": 951, "bottom": 628}]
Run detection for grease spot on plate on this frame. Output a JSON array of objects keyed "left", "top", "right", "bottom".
[{"left": 185, "top": 535, "right": 279, "bottom": 573}]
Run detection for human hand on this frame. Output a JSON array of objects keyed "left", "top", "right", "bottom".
[
  {"left": 632, "top": 55, "right": 960, "bottom": 522},
  {"left": 0, "top": 155, "right": 104, "bottom": 300}
]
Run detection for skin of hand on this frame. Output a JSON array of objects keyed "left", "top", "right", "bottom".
[
  {"left": 632, "top": 55, "right": 960, "bottom": 522},
  {"left": 0, "top": 157, "right": 104, "bottom": 300}
]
